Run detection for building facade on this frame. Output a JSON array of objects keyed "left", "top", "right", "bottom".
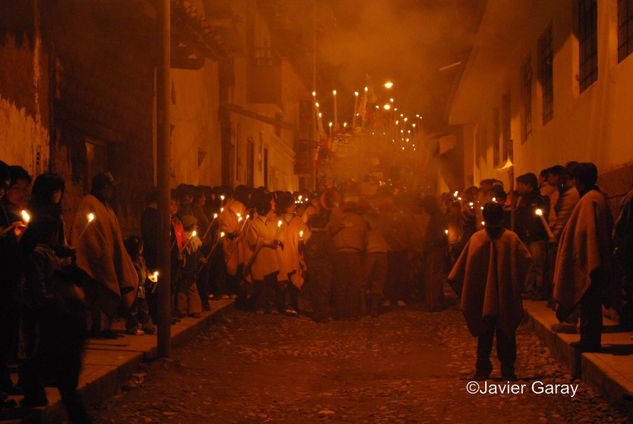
[{"left": 450, "top": 0, "right": 633, "bottom": 205}]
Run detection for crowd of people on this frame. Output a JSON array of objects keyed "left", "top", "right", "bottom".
[{"left": 2, "top": 156, "right": 633, "bottom": 419}]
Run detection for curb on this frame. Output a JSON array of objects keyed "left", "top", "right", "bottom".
[
  {"left": 523, "top": 300, "right": 633, "bottom": 414},
  {"left": 23, "top": 299, "right": 234, "bottom": 424}
]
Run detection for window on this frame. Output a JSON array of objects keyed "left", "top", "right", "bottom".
[
  {"left": 492, "top": 108, "right": 500, "bottom": 166},
  {"left": 520, "top": 57, "right": 532, "bottom": 143},
  {"left": 501, "top": 93, "right": 511, "bottom": 161},
  {"left": 618, "top": 0, "right": 633, "bottom": 61},
  {"left": 537, "top": 25, "right": 554, "bottom": 124},
  {"left": 578, "top": 0, "right": 598, "bottom": 92}
]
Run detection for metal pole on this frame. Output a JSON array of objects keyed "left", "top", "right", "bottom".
[{"left": 157, "top": 0, "right": 171, "bottom": 357}]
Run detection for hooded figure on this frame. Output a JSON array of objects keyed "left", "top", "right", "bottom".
[{"left": 448, "top": 203, "right": 532, "bottom": 380}]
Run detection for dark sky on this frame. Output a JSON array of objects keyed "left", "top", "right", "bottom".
[{"left": 315, "top": 0, "right": 483, "bottom": 132}]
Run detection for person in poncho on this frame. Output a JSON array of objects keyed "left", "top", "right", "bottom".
[
  {"left": 70, "top": 172, "right": 138, "bottom": 338},
  {"left": 553, "top": 163, "right": 613, "bottom": 352},
  {"left": 448, "top": 202, "right": 532, "bottom": 380}
]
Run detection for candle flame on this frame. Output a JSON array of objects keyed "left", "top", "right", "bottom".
[
  {"left": 383, "top": 104, "right": 391, "bottom": 110},
  {"left": 384, "top": 81, "right": 393, "bottom": 89},
  {"left": 299, "top": 230, "right": 304, "bottom": 238},
  {"left": 444, "top": 229, "right": 449, "bottom": 235},
  {"left": 277, "top": 220, "right": 282, "bottom": 228},
  {"left": 220, "top": 232, "right": 225, "bottom": 238},
  {"left": 21, "top": 210, "right": 31, "bottom": 223},
  {"left": 149, "top": 271, "right": 159, "bottom": 283},
  {"left": 213, "top": 213, "right": 218, "bottom": 219},
  {"left": 535, "top": 208, "right": 543, "bottom": 216},
  {"left": 481, "top": 221, "right": 486, "bottom": 226},
  {"left": 192, "top": 230, "right": 197, "bottom": 237},
  {"left": 87, "top": 212, "right": 95, "bottom": 223}
]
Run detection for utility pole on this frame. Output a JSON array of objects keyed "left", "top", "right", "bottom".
[{"left": 157, "top": 0, "right": 171, "bottom": 357}]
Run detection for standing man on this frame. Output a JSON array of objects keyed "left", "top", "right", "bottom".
[
  {"left": 553, "top": 163, "right": 613, "bottom": 352},
  {"left": 327, "top": 198, "right": 367, "bottom": 320},
  {"left": 449, "top": 203, "right": 532, "bottom": 380},
  {"left": 70, "top": 172, "right": 138, "bottom": 338},
  {"left": 514, "top": 173, "right": 550, "bottom": 300}
]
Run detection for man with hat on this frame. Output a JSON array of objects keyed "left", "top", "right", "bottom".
[
  {"left": 70, "top": 172, "right": 138, "bottom": 338},
  {"left": 449, "top": 202, "right": 532, "bottom": 380}
]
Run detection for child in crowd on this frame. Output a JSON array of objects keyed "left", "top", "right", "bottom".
[
  {"left": 176, "top": 215, "right": 204, "bottom": 317},
  {"left": 123, "top": 236, "right": 155, "bottom": 335}
]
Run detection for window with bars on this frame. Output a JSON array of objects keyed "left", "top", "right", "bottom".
[
  {"left": 578, "top": 0, "right": 598, "bottom": 92},
  {"left": 618, "top": 0, "right": 633, "bottom": 62},
  {"left": 537, "top": 25, "right": 554, "bottom": 124},
  {"left": 520, "top": 57, "right": 532, "bottom": 143}
]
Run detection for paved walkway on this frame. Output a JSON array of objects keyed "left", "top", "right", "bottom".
[
  {"left": 524, "top": 300, "right": 633, "bottom": 412},
  {"left": 1, "top": 299, "right": 233, "bottom": 423}
]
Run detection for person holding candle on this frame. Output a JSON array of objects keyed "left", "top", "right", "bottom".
[
  {"left": 219, "top": 186, "right": 248, "bottom": 299},
  {"left": 245, "top": 191, "right": 282, "bottom": 314},
  {"left": 514, "top": 173, "right": 550, "bottom": 300},
  {"left": 0, "top": 165, "right": 31, "bottom": 397},
  {"left": 175, "top": 215, "right": 204, "bottom": 318},
  {"left": 275, "top": 191, "right": 310, "bottom": 316},
  {"left": 70, "top": 172, "right": 138, "bottom": 338},
  {"left": 123, "top": 236, "right": 156, "bottom": 334}
]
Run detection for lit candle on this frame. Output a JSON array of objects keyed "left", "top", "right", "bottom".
[
  {"left": 192, "top": 230, "right": 197, "bottom": 238},
  {"left": 332, "top": 89, "right": 338, "bottom": 130},
  {"left": 299, "top": 230, "right": 304, "bottom": 239},
  {"left": 535, "top": 209, "right": 555, "bottom": 240},
  {"left": 220, "top": 231, "right": 225, "bottom": 238},
  {"left": 444, "top": 229, "right": 449, "bottom": 235},
  {"left": 149, "top": 271, "right": 159, "bottom": 283},
  {"left": 77, "top": 212, "right": 96, "bottom": 240},
  {"left": 21, "top": 210, "right": 31, "bottom": 224},
  {"left": 352, "top": 91, "right": 359, "bottom": 128}
]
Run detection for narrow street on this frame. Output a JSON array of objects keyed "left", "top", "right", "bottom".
[{"left": 90, "top": 300, "right": 629, "bottom": 424}]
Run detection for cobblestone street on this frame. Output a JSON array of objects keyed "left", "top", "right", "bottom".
[{"left": 90, "top": 301, "right": 631, "bottom": 424}]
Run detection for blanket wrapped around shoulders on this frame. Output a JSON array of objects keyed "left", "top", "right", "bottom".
[
  {"left": 553, "top": 189, "right": 613, "bottom": 316},
  {"left": 448, "top": 229, "right": 532, "bottom": 337},
  {"left": 70, "top": 194, "right": 138, "bottom": 316}
]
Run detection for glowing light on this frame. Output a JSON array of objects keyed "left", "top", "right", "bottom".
[
  {"left": 328, "top": 122, "right": 333, "bottom": 127},
  {"left": 535, "top": 208, "right": 543, "bottom": 217},
  {"left": 332, "top": 89, "right": 337, "bottom": 95},
  {"left": 481, "top": 221, "right": 486, "bottom": 226},
  {"left": 318, "top": 112, "right": 323, "bottom": 118},
  {"left": 375, "top": 105, "right": 380, "bottom": 109},
  {"left": 21, "top": 210, "right": 30, "bottom": 223},
  {"left": 444, "top": 229, "right": 449, "bottom": 235},
  {"left": 149, "top": 271, "right": 159, "bottom": 283},
  {"left": 412, "top": 123, "right": 416, "bottom": 128},
  {"left": 384, "top": 81, "right": 393, "bottom": 89},
  {"left": 383, "top": 104, "right": 391, "bottom": 110},
  {"left": 192, "top": 230, "right": 197, "bottom": 238},
  {"left": 404, "top": 117, "right": 408, "bottom": 122},
  {"left": 87, "top": 213, "right": 95, "bottom": 223},
  {"left": 354, "top": 91, "right": 359, "bottom": 96},
  {"left": 277, "top": 220, "right": 282, "bottom": 228},
  {"left": 298, "top": 195, "right": 303, "bottom": 201},
  {"left": 312, "top": 91, "right": 316, "bottom": 97},
  {"left": 213, "top": 213, "right": 218, "bottom": 219},
  {"left": 299, "top": 230, "right": 304, "bottom": 239},
  {"left": 401, "top": 146, "right": 405, "bottom": 150},
  {"left": 481, "top": 206, "right": 484, "bottom": 211},
  {"left": 453, "top": 191, "right": 459, "bottom": 197},
  {"left": 220, "top": 195, "right": 225, "bottom": 201},
  {"left": 315, "top": 102, "right": 319, "bottom": 108},
  {"left": 389, "top": 98, "right": 394, "bottom": 103},
  {"left": 220, "top": 231, "right": 225, "bottom": 238},
  {"left": 458, "top": 197, "right": 463, "bottom": 201},
  {"left": 400, "top": 129, "right": 404, "bottom": 133},
  {"left": 394, "top": 107, "right": 398, "bottom": 111},
  {"left": 221, "top": 207, "right": 224, "bottom": 213},
  {"left": 492, "top": 197, "right": 497, "bottom": 202},
  {"left": 469, "top": 202, "right": 474, "bottom": 208},
  {"left": 395, "top": 120, "right": 399, "bottom": 125},
  {"left": 343, "top": 122, "right": 348, "bottom": 127}
]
